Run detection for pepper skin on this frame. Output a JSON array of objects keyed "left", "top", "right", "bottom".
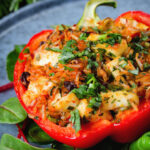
[{"left": 14, "top": 11, "right": 150, "bottom": 148}]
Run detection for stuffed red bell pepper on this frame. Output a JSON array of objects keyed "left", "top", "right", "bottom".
[{"left": 14, "top": 0, "right": 150, "bottom": 148}]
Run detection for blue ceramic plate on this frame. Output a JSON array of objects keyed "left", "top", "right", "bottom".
[{"left": 0, "top": 0, "right": 150, "bottom": 148}]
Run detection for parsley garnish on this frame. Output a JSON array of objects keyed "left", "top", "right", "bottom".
[
  {"left": 97, "top": 48, "right": 106, "bottom": 61},
  {"left": 49, "top": 73, "right": 55, "bottom": 76},
  {"left": 128, "top": 68, "right": 139, "bottom": 75},
  {"left": 131, "top": 83, "right": 137, "bottom": 89},
  {"left": 119, "top": 57, "right": 128, "bottom": 62},
  {"left": 64, "top": 66, "right": 74, "bottom": 71},
  {"left": 144, "top": 62, "right": 150, "bottom": 70},
  {"left": 70, "top": 109, "right": 81, "bottom": 132},
  {"left": 107, "top": 84, "right": 123, "bottom": 91},
  {"left": 99, "top": 33, "right": 122, "bottom": 46},
  {"left": 79, "top": 33, "right": 88, "bottom": 40},
  {"left": 45, "top": 47, "right": 62, "bottom": 53},
  {"left": 58, "top": 40, "right": 77, "bottom": 64},
  {"left": 88, "top": 94, "right": 102, "bottom": 109},
  {"left": 107, "top": 52, "right": 116, "bottom": 58},
  {"left": 87, "top": 59, "right": 99, "bottom": 69},
  {"left": 72, "top": 74, "right": 105, "bottom": 110},
  {"left": 119, "top": 62, "right": 128, "bottom": 68}
]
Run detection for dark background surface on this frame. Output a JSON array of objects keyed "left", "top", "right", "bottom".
[{"left": 0, "top": 0, "right": 150, "bottom": 146}]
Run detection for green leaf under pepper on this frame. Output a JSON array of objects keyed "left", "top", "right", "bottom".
[
  {"left": 0, "top": 134, "right": 54, "bottom": 150},
  {"left": 6, "top": 44, "right": 25, "bottom": 81},
  {"left": 25, "top": 121, "right": 54, "bottom": 145},
  {"left": 0, "top": 97, "right": 27, "bottom": 124}
]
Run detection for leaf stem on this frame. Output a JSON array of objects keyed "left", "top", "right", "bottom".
[
  {"left": 0, "top": 82, "right": 14, "bottom": 92},
  {"left": 16, "top": 124, "right": 28, "bottom": 143}
]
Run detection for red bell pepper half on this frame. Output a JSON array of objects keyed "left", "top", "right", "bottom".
[{"left": 14, "top": 1, "right": 150, "bottom": 149}]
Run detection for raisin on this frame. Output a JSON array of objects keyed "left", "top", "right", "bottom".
[
  {"left": 64, "top": 81, "right": 77, "bottom": 92},
  {"left": 20, "top": 72, "right": 30, "bottom": 88}
]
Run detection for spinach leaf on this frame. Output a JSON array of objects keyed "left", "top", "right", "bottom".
[
  {"left": 0, "top": 97, "right": 27, "bottom": 124},
  {"left": 25, "top": 121, "right": 54, "bottom": 145},
  {"left": 0, "top": 134, "right": 54, "bottom": 150},
  {"left": 6, "top": 44, "right": 25, "bottom": 81},
  {"left": 0, "top": 145, "right": 12, "bottom": 150},
  {"left": 70, "top": 109, "right": 81, "bottom": 132}
]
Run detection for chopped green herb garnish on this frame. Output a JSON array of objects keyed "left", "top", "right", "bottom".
[
  {"left": 72, "top": 74, "right": 105, "bottom": 108},
  {"left": 70, "top": 109, "right": 81, "bottom": 133},
  {"left": 144, "top": 62, "right": 150, "bottom": 70},
  {"left": 99, "top": 34, "right": 108, "bottom": 40},
  {"left": 58, "top": 40, "right": 77, "bottom": 64},
  {"left": 49, "top": 73, "right": 55, "bottom": 76},
  {"left": 131, "top": 83, "right": 137, "bottom": 89},
  {"left": 107, "top": 52, "right": 116, "bottom": 58},
  {"left": 79, "top": 33, "right": 88, "bottom": 40},
  {"left": 87, "top": 59, "right": 99, "bottom": 69},
  {"left": 119, "top": 57, "right": 128, "bottom": 62},
  {"left": 128, "top": 68, "right": 139, "bottom": 75},
  {"left": 107, "top": 84, "right": 123, "bottom": 91},
  {"left": 141, "top": 32, "right": 148, "bottom": 41},
  {"left": 45, "top": 47, "right": 62, "bottom": 53},
  {"left": 98, "top": 48, "right": 106, "bottom": 61},
  {"left": 64, "top": 66, "right": 74, "bottom": 71},
  {"left": 119, "top": 62, "right": 128, "bottom": 68},
  {"left": 99, "top": 33, "right": 122, "bottom": 46},
  {"left": 91, "top": 26, "right": 101, "bottom": 33},
  {"left": 88, "top": 94, "right": 102, "bottom": 109}
]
